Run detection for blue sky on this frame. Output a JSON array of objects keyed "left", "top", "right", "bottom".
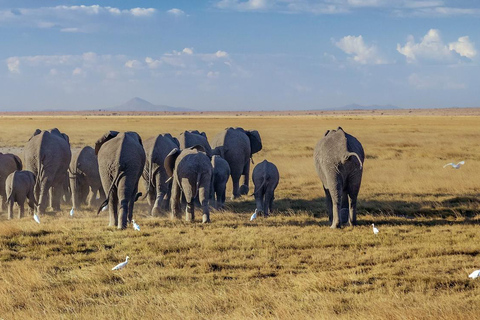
[{"left": 0, "top": 0, "right": 479, "bottom": 111}]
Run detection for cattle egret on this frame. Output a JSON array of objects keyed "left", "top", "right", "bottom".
[
  {"left": 132, "top": 220, "right": 140, "bottom": 231},
  {"left": 250, "top": 209, "right": 258, "bottom": 221},
  {"left": 70, "top": 208, "right": 74, "bottom": 216},
  {"left": 33, "top": 213, "right": 40, "bottom": 224},
  {"left": 443, "top": 161, "right": 465, "bottom": 169},
  {"left": 469, "top": 269, "right": 480, "bottom": 279},
  {"left": 112, "top": 256, "right": 129, "bottom": 271},
  {"left": 372, "top": 223, "right": 379, "bottom": 235}
]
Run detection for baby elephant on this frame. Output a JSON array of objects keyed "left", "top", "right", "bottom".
[
  {"left": 5, "top": 170, "right": 37, "bottom": 219},
  {"left": 210, "top": 155, "right": 230, "bottom": 210},
  {"left": 252, "top": 160, "right": 279, "bottom": 217}
]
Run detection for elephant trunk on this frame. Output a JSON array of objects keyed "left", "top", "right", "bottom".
[{"left": 346, "top": 152, "right": 363, "bottom": 170}]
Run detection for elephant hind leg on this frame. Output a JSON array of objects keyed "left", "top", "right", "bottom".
[
  {"left": 323, "top": 187, "right": 333, "bottom": 222},
  {"left": 170, "top": 179, "right": 182, "bottom": 219},
  {"left": 198, "top": 185, "right": 210, "bottom": 223},
  {"left": 7, "top": 197, "right": 14, "bottom": 220}
]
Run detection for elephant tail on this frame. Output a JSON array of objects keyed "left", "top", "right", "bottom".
[
  {"left": 34, "top": 153, "right": 46, "bottom": 197},
  {"left": 194, "top": 172, "right": 203, "bottom": 199},
  {"left": 97, "top": 171, "right": 126, "bottom": 214},
  {"left": 347, "top": 152, "right": 363, "bottom": 170}
]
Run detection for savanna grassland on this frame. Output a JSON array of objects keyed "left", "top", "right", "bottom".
[{"left": 1, "top": 113, "right": 480, "bottom": 319}]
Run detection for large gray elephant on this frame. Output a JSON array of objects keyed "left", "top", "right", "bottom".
[
  {"left": 69, "top": 146, "right": 105, "bottom": 210},
  {"left": 24, "top": 128, "right": 71, "bottom": 215},
  {"left": 252, "top": 160, "right": 279, "bottom": 217},
  {"left": 177, "top": 130, "right": 212, "bottom": 157},
  {"left": 95, "top": 131, "right": 146, "bottom": 229},
  {"left": 6, "top": 170, "right": 36, "bottom": 219},
  {"left": 142, "top": 134, "right": 179, "bottom": 215},
  {"left": 164, "top": 146, "right": 213, "bottom": 223},
  {"left": 314, "top": 127, "right": 364, "bottom": 229},
  {"left": 210, "top": 155, "right": 230, "bottom": 210},
  {"left": 0, "top": 153, "right": 22, "bottom": 211},
  {"left": 211, "top": 127, "right": 262, "bottom": 199}
]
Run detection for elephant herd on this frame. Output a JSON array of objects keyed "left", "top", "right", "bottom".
[{"left": 0, "top": 125, "right": 364, "bottom": 229}]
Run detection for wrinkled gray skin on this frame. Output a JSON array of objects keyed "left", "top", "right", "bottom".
[
  {"left": 177, "top": 130, "right": 212, "bottom": 157},
  {"left": 314, "top": 127, "right": 364, "bottom": 229},
  {"left": 165, "top": 146, "right": 213, "bottom": 223},
  {"left": 0, "top": 153, "right": 22, "bottom": 211},
  {"left": 210, "top": 155, "right": 230, "bottom": 210},
  {"left": 142, "top": 134, "right": 179, "bottom": 216},
  {"left": 95, "top": 131, "right": 146, "bottom": 229},
  {"left": 6, "top": 170, "right": 36, "bottom": 219},
  {"left": 24, "top": 128, "right": 71, "bottom": 215},
  {"left": 211, "top": 127, "right": 262, "bottom": 199},
  {"left": 252, "top": 160, "right": 279, "bottom": 217},
  {"left": 69, "top": 146, "right": 105, "bottom": 210}
]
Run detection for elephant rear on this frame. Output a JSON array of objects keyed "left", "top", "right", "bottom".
[
  {"left": 6, "top": 170, "right": 36, "bottom": 219},
  {"left": 252, "top": 160, "right": 279, "bottom": 217}
]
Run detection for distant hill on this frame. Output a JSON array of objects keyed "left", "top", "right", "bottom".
[
  {"left": 334, "top": 104, "right": 402, "bottom": 111},
  {"left": 108, "top": 97, "right": 193, "bottom": 112}
]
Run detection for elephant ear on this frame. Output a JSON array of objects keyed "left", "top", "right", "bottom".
[
  {"left": 189, "top": 144, "right": 206, "bottom": 153},
  {"left": 126, "top": 131, "right": 143, "bottom": 147},
  {"left": 95, "top": 131, "right": 119, "bottom": 155},
  {"left": 324, "top": 130, "right": 331, "bottom": 137},
  {"left": 61, "top": 133, "right": 70, "bottom": 144},
  {"left": 28, "top": 129, "right": 42, "bottom": 141},
  {"left": 164, "top": 148, "right": 181, "bottom": 179},
  {"left": 200, "top": 131, "right": 207, "bottom": 139},
  {"left": 247, "top": 130, "right": 262, "bottom": 155},
  {"left": 172, "top": 137, "right": 180, "bottom": 148},
  {"left": 13, "top": 155, "right": 22, "bottom": 170}
]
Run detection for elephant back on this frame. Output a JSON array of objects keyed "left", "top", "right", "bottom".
[{"left": 178, "top": 131, "right": 212, "bottom": 156}]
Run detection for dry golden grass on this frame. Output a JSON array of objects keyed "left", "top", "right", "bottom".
[{"left": 1, "top": 113, "right": 480, "bottom": 319}]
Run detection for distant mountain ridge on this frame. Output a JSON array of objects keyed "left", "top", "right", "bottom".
[{"left": 108, "top": 97, "right": 193, "bottom": 112}]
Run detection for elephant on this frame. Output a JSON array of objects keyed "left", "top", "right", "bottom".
[
  {"left": 24, "top": 128, "right": 71, "bottom": 215},
  {"left": 313, "top": 127, "right": 364, "bottom": 229},
  {"left": 0, "top": 153, "right": 22, "bottom": 211},
  {"left": 142, "top": 134, "right": 179, "bottom": 215},
  {"left": 5, "top": 170, "right": 36, "bottom": 219},
  {"left": 69, "top": 146, "right": 105, "bottom": 210},
  {"left": 164, "top": 146, "right": 213, "bottom": 223},
  {"left": 95, "top": 131, "right": 146, "bottom": 229},
  {"left": 211, "top": 127, "right": 262, "bottom": 199},
  {"left": 210, "top": 155, "right": 230, "bottom": 210},
  {"left": 252, "top": 160, "right": 279, "bottom": 217},
  {"left": 177, "top": 130, "right": 212, "bottom": 157}
]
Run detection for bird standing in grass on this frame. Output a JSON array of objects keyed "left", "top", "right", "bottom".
[
  {"left": 70, "top": 208, "right": 74, "bottom": 217},
  {"left": 250, "top": 209, "right": 258, "bottom": 221},
  {"left": 132, "top": 220, "right": 140, "bottom": 231},
  {"left": 469, "top": 269, "right": 480, "bottom": 279},
  {"left": 443, "top": 161, "right": 465, "bottom": 169},
  {"left": 112, "top": 256, "right": 129, "bottom": 270},
  {"left": 33, "top": 213, "right": 40, "bottom": 224},
  {"left": 372, "top": 223, "right": 379, "bottom": 235}
]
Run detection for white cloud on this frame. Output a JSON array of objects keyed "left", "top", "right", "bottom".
[
  {"left": 207, "top": 71, "right": 220, "bottom": 78},
  {"left": 167, "top": 8, "right": 186, "bottom": 16},
  {"left": 215, "top": 50, "right": 228, "bottom": 58},
  {"left": 397, "top": 29, "right": 477, "bottom": 63},
  {"left": 182, "top": 48, "right": 194, "bottom": 55},
  {"left": 145, "top": 57, "right": 162, "bottom": 69},
  {"left": 125, "top": 60, "right": 142, "bottom": 69},
  {"left": 449, "top": 36, "right": 477, "bottom": 59},
  {"left": 214, "top": 0, "right": 480, "bottom": 16},
  {"left": 7, "top": 57, "right": 20, "bottom": 73},
  {"left": 216, "top": 0, "right": 272, "bottom": 11},
  {"left": 335, "top": 35, "right": 386, "bottom": 64},
  {"left": 72, "top": 67, "right": 83, "bottom": 76},
  {"left": 0, "top": 5, "right": 156, "bottom": 32},
  {"left": 129, "top": 8, "right": 156, "bottom": 17}
]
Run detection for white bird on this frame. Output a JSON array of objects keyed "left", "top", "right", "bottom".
[
  {"left": 112, "top": 256, "right": 129, "bottom": 271},
  {"left": 443, "top": 161, "right": 465, "bottom": 169},
  {"left": 250, "top": 209, "right": 258, "bottom": 221},
  {"left": 102, "top": 204, "right": 108, "bottom": 212},
  {"left": 70, "top": 207, "right": 74, "bottom": 217},
  {"left": 33, "top": 213, "right": 40, "bottom": 224},
  {"left": 469, "top": 269, "right": 480, "bottom": 279},
  {"left": 372, "top": 223, "right": 379, "bottom": 235},
  {"left": 132, "top": 220, "right": 140, "bottom": 231}
]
